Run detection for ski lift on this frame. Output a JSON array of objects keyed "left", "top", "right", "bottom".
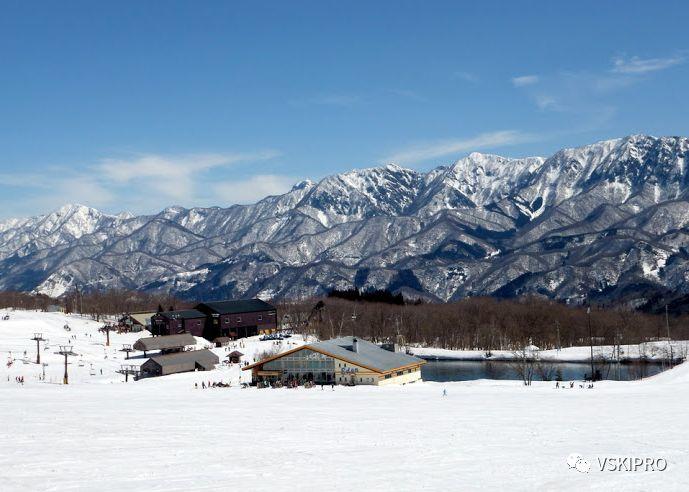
[
  {"left": 89, "top": 363, "right": 96, "bottom": 376},
  {"left": 78, "top": 359, "right": 85, "bottom": 367}
]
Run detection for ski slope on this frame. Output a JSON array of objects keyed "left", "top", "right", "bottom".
[{"left": 1, "top": 311, "right": 688, "bottom": 491}]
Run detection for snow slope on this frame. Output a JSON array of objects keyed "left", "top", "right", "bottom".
[
  {"left": 410, "top": 341, "right": 689, "bottom": 362},
  {"left": 0, "top": 311, "right": 688, "bottom": 491}
]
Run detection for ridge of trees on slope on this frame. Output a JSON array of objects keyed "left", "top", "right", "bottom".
[
  {"left": 277, "top": 296, "right": 689, "bottom": 351},
  {"left": 1, "top": 289, "right": 687, "bottom": 351}
]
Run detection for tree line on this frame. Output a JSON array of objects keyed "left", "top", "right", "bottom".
[
  {"left": 277, "top": 296, "right": 689, "bottom": 350},
  {"left": 1, "top": 288, "right": 687, "bottom": 350}
]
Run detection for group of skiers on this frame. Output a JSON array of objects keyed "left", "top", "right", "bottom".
[
  {"left": 196, "top": 381, "right": 231, "bottom": 389},
  {"left": 555, "top": 381, "right": 594, "bottom": 389}
]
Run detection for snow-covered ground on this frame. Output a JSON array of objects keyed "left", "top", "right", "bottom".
[
  {"left": 1, "top": 311, "right": 688, "bottom": 491},
  {"left": 410, "top": 341, "right": 689, "bottom": 362},
  {"left": 0, "top": 309, "right": 308, "bottom": 386}
]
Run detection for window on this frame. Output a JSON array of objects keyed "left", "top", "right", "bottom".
[
  {"left": 384, "top": 374, "right": 391, "bottom": 379},
  {"left": 236, "top": 317, "right": 242, "bottom": 323},
  {"left": 258, "top": 315, "right": 263, "bottom": 321},
  {"left": 397, "top": 371, "right": 403, "bottom": 376}
]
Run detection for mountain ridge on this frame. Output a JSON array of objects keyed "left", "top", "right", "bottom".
[{"left": 2, "top": 134, "right": 689, "bottom": 307}]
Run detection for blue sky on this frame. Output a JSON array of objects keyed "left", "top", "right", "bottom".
[{"left": 1, "top": 1, "right": 688, "bottom": 219}]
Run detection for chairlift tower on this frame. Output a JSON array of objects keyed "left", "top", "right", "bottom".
[
  {"left": 117, "top": 364, "right": 139, "bottom": 382},
  {"left": 31, "top": 333, "right": 45, "bottom": 364},
  {"left": 121, "top": 343, "right": 133, "bottom": 360},
  {"left": 56, "top": 345, "right": 78, "bottom": 385},
  {"left": 101, "top": 324, "right": 114, "bottom": 346}
]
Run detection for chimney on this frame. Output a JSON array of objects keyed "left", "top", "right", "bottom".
[{"left": 352, "top": 337, "right": 358, "bottom": 353}]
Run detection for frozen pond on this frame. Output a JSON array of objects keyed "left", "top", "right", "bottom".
[{"left": 421, "top": 359, "right": 671, "bottom": 382}]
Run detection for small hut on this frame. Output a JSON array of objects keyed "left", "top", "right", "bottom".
[
  {"left": 227, "top": 350, "right": 244, "bottom": 364},
  {"left": 213, "top": 336, "right": 231, "bottom": 348}
]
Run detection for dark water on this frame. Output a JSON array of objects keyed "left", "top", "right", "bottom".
[{"left": 421, "top": 360, "right": 670, "bottom": 382}]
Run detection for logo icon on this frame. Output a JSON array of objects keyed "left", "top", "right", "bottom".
[{"left": 567, "top": 453, "right": 591, "bottom": 473}]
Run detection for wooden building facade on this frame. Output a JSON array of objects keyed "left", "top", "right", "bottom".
[
  {"left": 150, "top": 309, "right": 207, "bottom": 337},
  {"left": 195, "top": 299, "right": 277, "bottom": 340}
]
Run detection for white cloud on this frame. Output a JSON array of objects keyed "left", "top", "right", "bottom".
[
  {"left": 0, "top": 149, "right": 284, "bottom": 218},
  {"left": 381, "top": 130, "right": 535, "bottom": 166},
  {"left": 535, "top": 94, "right": 559, "bottom": 111},
  {"left": 512, "top": 75, "right": 539, "bottom": 87},
  {"left": 611, "top": 54, "right": 685, "bottom": 74},
  {"left": 212, "top": 174, "right": 297, "bottom": 204},
  {"left": 96, "top": 151, "right": 280, "bottom": 200}
]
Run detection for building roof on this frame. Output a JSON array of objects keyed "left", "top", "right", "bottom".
[
  {"left": 147, "top": 349, "right": 219, "bottom": 371},
  {"left": 156, "top": 309, "right": 206, "bottom": 320},
  {"left": 196, "top": 299, "right": 275, "bottom": 315},
  {"left": 133, "top": 334, "right": 197, "bottom": 352},
  {"left": 244, "top": 336, "right": 424, "bottom": 374},
  {"left": 227, "top": 350, "right": 244, "bottom": 357},
  {"left": 213, "top": 336, "right": 231, "bottom": 344},
  {"left": 129, "top": 312, "right": 156, "bottom": 326}
]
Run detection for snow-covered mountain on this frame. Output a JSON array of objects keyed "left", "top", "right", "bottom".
[{"left": 2, "top": 134, "right": 689, "bottom": 306}]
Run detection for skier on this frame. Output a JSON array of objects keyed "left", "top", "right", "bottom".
[{"left": 442, "top": 388, "right": 447, "bottom": 397}]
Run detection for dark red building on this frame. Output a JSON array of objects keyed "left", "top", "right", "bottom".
[
  {"left": 150, "top": 309, "right": 207, "bottom": 337},
  {"left": 195, "top": 299, "right": 277, "bottom": 340}
]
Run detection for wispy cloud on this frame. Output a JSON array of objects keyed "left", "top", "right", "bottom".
[
  {"left": 534, "top": 94, "right": 560, "bottom": 111},
  {"left": 611, "top": 54, "right": 686, "bottom": 74},
  {"left": 512, "top": 51, "right": 686, "bottom": 125},
  {"left": 381, "top": 130, "right": 535, "bottom": 166},
  {"left": 97, "top": 151, "right": 279, "bottom": 198},
  {"left": 389, "top": 89, "right": 428, "bottom": 102},
  {"left": 512, "top": 75, "right": 539, "bottom": 87},
  {"left": 0, "top": 149, "right": 286, "bottom": 217}
]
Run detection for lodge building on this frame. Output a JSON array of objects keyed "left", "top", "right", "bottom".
[
  {"left": 195, "top": 299, "right": 277, "bottom": 339},
  {"left": 149, "top": 299, "right": 278, "bottom": 340},
  {"left": 140, "top": 349, "right": 219, "bottom": 378},
  {"left": 243, "top": 336, "right": 425, "bottom": 386}
]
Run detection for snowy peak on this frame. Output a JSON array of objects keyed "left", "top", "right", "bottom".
[
  {"left": 3, "top": 134, "right": 689, "bottom": 306},
  {"left": 524, "top": 135, "right": 689, "bottom": 207}
]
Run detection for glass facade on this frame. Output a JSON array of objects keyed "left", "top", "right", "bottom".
[{"left": 263, "top": 349, "right": 335, "bottom": 383}]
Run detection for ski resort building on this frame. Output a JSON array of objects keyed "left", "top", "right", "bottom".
[
  {"left": 150, "top": 309, "right": 207, "bottom": 337},
  {"left": 133, "top": 334, "right": 196, "bottom": 356},
  {"left": 195, "top": 299, "right": 277, "bottom": 340},
  {"left": 243, "top": 336, "right": 425, "bottom": 386},
  {"left": 140, "top": 349, "right": 219, "bottom": 378},
  {"left": 119, "top": 311, "right": 155, "bottom": 332}
]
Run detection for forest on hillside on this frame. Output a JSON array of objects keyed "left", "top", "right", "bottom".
[{"left": 1, "top": 289, "right": 687, "bottom": 350}]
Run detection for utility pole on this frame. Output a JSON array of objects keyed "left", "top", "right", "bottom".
[
  {"left": 555, "top": 321, "right": 561, "bottom": 352},
  {"left": 57, "top": 345, "right": 77, "bottom": 385},
  {"left": 31, "top": 333, "right": 45, "bottom": 364},
  {"left": 587, "top": 304, "right": 595, "bottom": 381},
  {"left": 666, "top": 304, "right": 673, "bottom": 366}
]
